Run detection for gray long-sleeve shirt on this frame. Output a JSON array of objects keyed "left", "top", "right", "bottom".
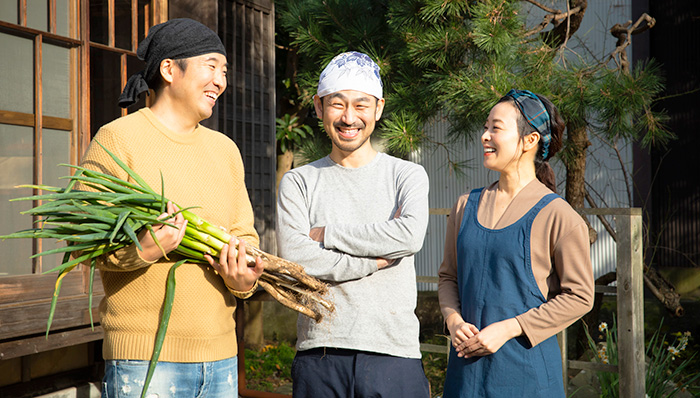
[{"left": 276, "top": 153, "right": 429, "bottom": 358}]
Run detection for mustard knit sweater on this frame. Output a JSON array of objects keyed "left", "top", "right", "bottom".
[{"left": 79, "top": 108, "right": 259, "bottom": 362}]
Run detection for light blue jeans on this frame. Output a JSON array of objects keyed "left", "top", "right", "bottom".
[{"left": 101, "top": 356, "right": 238, "bottom": 398}]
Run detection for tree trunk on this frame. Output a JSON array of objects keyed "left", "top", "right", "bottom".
[
  {"left": 564, "top": 124, "right": 589, "bottom": 208},
  {"left": 644, "top": 265, "right": 684, "bottom": 317},
  {"left": 276, "top": 150, "right": 294, "bottom": 195},
  {"left": 541, "top": 0, "right": 588, "bottom": 47},
  {"left": 564, "top": 123, "right": 598, "bottom": 244},
  {"left": 243, "top": 301, "right": 264, "bottom": 349}
]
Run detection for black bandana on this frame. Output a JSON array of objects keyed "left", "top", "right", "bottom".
[{"left": 118, "top": 18, "right": 227, "bottom": 108}]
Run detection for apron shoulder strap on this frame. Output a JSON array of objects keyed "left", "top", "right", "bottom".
[
  {"left": 458, "top": 187, "right": 484, "bottom": 234},
  {"left": 531, "top": 193, "right": 560, "bottom": 214},
  {"left": 466, "top": 187, "right": 484, "bottom": 210}
]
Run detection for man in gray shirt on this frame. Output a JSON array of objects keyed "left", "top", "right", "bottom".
[{"left": 276, "top": 51, "right": 430, "bottom": 397}]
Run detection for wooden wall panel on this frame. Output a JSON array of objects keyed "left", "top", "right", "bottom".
[{"left": 0, "top": 295, "right": 102, "bottom": 341}]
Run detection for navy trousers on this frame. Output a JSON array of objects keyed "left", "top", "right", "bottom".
[{"left": 292, "top": 347, "right": 430, "bottom": 398}]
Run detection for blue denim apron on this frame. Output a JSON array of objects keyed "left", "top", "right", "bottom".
[{"left": 443, "top": 188, "right": 565, "bottom": 397}]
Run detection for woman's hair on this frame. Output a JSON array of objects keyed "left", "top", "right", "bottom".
[{"left": 496, "top": 93, "right": 565, "bottom": 192}]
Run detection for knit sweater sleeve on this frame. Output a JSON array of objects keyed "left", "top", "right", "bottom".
[
  {"left": 276, "top": 171, "right": 378, "bottom": 283},
  {"left": 77, "top": 125, "right": 157, "bottom": 272},
  {"left": 225, "top": 143, "right": 259, "bottom": 249},
  {"left": 322, "top": 163, "right": 429, "bottom": 259}
]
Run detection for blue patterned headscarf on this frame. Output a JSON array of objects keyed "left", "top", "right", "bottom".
[
  {"left": 317, "top": 51, "right": 383, "bottom": 99},
  {"left": 504, "top": 89, "right": 552, "bottom": 158}
]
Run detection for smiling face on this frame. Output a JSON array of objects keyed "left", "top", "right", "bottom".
[
  {"left": 167, "top": 52, "right": 228, "bottom": 123},
  {"left": 482, "top": 101, "right": 533, "bottom": 173},
  {"left": 314, "top": 90, "right": 385, "bottom": 159}
]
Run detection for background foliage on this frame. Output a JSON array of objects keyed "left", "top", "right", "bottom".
[{"left": 276, "top": 0, "right": 671, "bottom": 208}]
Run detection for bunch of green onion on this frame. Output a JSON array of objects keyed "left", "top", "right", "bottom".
[{"left": 0, "top": 141, "right": 332, "bottom": 398}]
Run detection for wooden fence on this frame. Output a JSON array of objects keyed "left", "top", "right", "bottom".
[{"left": 563, "top": 208, "right": 645, "bottom": 397}]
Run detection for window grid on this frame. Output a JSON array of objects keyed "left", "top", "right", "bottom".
[{"left": 0, "top": 0, "right": 165, "bottom": 341}]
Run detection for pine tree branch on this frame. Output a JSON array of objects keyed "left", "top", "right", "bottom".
[
  {"left": 584, "top": 189, "right": 684, "bottom": 317},
  {"left": 585, "top": 181, "right": 612, "bottom": 209},
  {"left": 522, "top": 0, "right": 560, "bottom": 14},
  {"left": 589, "top": 130, "right": 634, "bottom": 206},
  {"left": 523, "top": 13, "right": 555, "bottom": 38},
  {"left": 522, "top": 2, "right": 584, "bottom": 39},
  {"left": 424, "top": 136, "right": 463, "bottom": 175},
  {"left": 556, "top": 0, "right": 573, "bottom": 61},
  {"left": 653, "top": 87, "right": 700, "bottom": 102},
  {"left": 643, "top": 270, "right": 684, "bottom": 318},
  {"left": 608, "top": 13, "right": 656, "bottom": 72},
  {"left": 584, "top": 190, "right": 617, "bottom": 241},
  {"left": 540, "top": 0, "right": 587, "bottom": 46},
  {"left": 611, "top": 141, "right": 633, "bottom": 205},
  {"left": 322, "top": 1, "right": 345, "bottom": 36}
]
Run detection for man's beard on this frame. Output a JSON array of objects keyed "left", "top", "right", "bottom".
[{"left": 329, "top": 122, "right": 370, "bottom": 153}]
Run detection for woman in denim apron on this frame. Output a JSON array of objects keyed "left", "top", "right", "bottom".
[{"left": 438, "top": 90, "right": 595, "bottom": 397}]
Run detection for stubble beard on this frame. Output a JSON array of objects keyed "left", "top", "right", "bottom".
[
  {"left": 331, "top": 133, "right": 371, "bottom": 153},
  {"left": 329, "top": 120, "right": 372, "bottom": 153}
]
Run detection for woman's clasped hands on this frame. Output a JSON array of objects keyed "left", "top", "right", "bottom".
[{"left": 447, "top": 315, "right": 524, "bottom": 358}]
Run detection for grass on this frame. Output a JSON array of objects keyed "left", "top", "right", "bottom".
[
  {"left": 422, "top": 349, "right": 448, "bottom": 397},
  {"left": 244, "top": 342, "right": 295, "bottom": 392}
]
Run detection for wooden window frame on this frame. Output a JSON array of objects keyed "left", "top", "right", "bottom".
[{"left": 0, "top": 0, "right": 167, "bottom": 360}]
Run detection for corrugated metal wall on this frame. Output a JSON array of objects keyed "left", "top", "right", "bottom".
[
  {"left": 218, "top": 0, "right": 277, "bottom": 254},
  {"left": 410, "top": 0, "right": 635, "bottom": 290}
]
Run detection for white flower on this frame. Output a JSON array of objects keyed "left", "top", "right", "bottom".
[
  {"left": 668, "top": 346, "right": 680, "bottom": 359},
  {"left": 599, "top": 322, "right": 608, "bottom": 332},
  {"left": 597, "top": 346, "right": 609, "bottom": 364}
]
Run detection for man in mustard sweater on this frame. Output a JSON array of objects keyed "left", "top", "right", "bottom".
[{"left": 79, "top": 18, "right": 263, "bottom": 397}]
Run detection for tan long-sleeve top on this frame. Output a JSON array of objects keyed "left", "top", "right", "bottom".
[
  {"left": 78, "top": 108, "right": 259, "bottom": 362},
  {"left": 438, "top": 179, "right": 594, "bottom": 347}
]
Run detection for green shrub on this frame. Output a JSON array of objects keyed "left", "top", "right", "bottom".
[{"left": 244, "top": 342, "right": 296, "bottom": 391}]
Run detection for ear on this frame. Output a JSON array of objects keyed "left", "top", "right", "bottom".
[
  {"left": 159, "top": 59, "right": 177, "bottom": 84},
  {"left": 523, "top": 131, "right": 540, "bottom": 153},
  {"left": 313, "top": 95, "right": 323, "bottom": 120},
  {"left": 374, "top": 98, "right": 385, "bottom": 121}
]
